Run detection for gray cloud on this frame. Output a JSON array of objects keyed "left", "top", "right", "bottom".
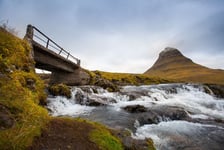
[{"left": 1, "top": 0, "right": 224, "bottom": 72}]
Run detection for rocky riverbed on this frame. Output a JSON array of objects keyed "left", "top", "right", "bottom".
[{"left": 47, "top": 83, "right": 224, "bottom": 150}]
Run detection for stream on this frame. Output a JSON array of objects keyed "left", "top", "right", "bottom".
[{"left": 47, "top": 84, "right": 224, "bottom": 150}]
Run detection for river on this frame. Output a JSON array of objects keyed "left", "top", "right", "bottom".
[{"left": 47, "top": 84, "right": 224, "bottom": 150}]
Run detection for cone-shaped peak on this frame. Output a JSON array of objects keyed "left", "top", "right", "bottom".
[{"left": 159, "top": 47, "right": 183, "bottom": 58}]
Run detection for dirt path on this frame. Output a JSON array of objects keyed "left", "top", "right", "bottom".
[{"left": 28, "top": 118, "right": 100, "bottom": 150}]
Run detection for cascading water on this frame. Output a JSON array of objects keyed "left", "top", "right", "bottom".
[{"left": 47, "top": 84, "right": 224, "bottom": 150}]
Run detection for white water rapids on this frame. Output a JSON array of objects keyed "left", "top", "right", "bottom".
[{"left": 47, "top": 84, "right": 224, "bottom": 150}]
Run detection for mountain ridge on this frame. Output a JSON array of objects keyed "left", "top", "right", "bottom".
[{"left": 144, "top": 47, "right": 224, "bottom": 85}]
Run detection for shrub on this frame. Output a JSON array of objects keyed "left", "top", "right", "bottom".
[{"left": 48, "top": 83, "right": 71, "bottom": 98}]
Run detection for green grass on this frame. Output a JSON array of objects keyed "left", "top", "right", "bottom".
[
  {"left": 90, "top": 129, "right": 123, "bottom": 150},
  {"left": 87, "top": 70, "right": 172, "bottom": 86},
  {"left": 0, "top": 27, "right": 49, "bottom": 149},
  {"left": 48, "top": 83, "right": 71, "bottom": 98},
  {"left": 74, "top": 118, "right": 123, "bottom": 150}
]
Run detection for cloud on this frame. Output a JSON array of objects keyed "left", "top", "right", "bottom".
[{"left": 1, "top": 0, "right": 224, "bottom": 72}]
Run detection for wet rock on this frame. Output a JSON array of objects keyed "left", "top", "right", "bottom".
[
  {"left": 134, "top": 106, "right": 190, "bottom": 125},
  {"left": 205, "top": 84, "right": 224, "bottom": 98},
  {"left": 121, "top": 91, "right": 149, "bottom": 101},
  {"left": 94, "top": 77, "right": 119, "bottom": 92},
  {"left": 113, "top": 129, "right": 156, "bottom": 150},
  {"left": 75, "top": 90, "right": 116, "bottom": 106},
  {"left": 0, "top": 105, "right": 15, "bottom": 130},
  {"left": 123, "top": 105, "right": 148, "bottom": 113}
]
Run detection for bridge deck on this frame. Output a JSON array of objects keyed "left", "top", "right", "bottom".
[{"left": 25, "top": 25, "right": 80, "bottom": 73}]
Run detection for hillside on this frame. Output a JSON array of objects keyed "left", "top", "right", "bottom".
[
  {"left": 0, "top": 27, "right": 156, "bottom": 150},
  {"left": 144, "top": 47, "right": 224, "bottom": 85}
]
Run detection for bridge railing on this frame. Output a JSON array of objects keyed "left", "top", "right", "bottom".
[{"left": 25, "top": 25, "right": 80, "bottom": 66}]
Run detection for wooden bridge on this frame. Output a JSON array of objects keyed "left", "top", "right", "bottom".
[{"left": 25, "top": 24, "right": 89, "bottom": 85}]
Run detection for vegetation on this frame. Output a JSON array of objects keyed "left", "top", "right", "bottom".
[
  {"left": 87, "top": 70, "right": 172, "bottom": 86},
  {"left": 76, "top": 118, "right": 123, "bottom": 150},
  {"left": 0, "top": 26, "right": 156, "bottom": 150},
  {"left": 0, "top": 27, "right": 49, "bottom": 149},
  {"left": 48, "top": 83, "right": 71, "bottom": 98},
  {"left": 144, "top": 49, "right": 224, "bottom": 85}
]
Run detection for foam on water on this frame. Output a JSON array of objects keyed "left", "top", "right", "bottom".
[
  {"left": 47, "top": 84, "right": 224, "bottom": 120},
  {"left": 47, "top": 96, "right": 94, "bottom": 116},
  {"left": 133, "top": 120, "right": 224, "bottom": 150},
  {"left": 46, "top": 84, "right": 224, "bottom": 150},
  {"left": 116, "top": 84, "right": 224, "bottom": 120}
]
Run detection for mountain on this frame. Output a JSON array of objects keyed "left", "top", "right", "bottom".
[{"left": 144, "top": 47, "right": 224, "bottom": 85}]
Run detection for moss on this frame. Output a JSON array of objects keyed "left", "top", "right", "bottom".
[
  {"left": 90, "top": 129, "right": 123, "bottom": 150},
  {"left": 147, "top": 138, "right": 156, "bottom": 150},
  {"left": 0, "top": 27, "right": 49, "bottom": 149},
  {"left": 74, "top": 118, "right": 123, "bottom": 150},
  {"left": 48, "top": 83, "right": 71, "bottom": 98}
]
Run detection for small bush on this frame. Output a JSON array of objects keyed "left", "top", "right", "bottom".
[{"left": 48, "top": 84, "right": 71, "bottom": 98}]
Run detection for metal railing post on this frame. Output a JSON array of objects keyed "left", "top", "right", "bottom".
[{"left": 46, "top": 39, "right": 49, "bottom": 48}]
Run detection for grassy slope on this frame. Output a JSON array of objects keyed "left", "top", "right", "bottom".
[
  {"left": 0, "top": 28, "right": 156, "bottom": 150},
  {"left": 88, "top": 70, "right": 173, "bottom": 85},
  {"left": 145, "top": 52, "right": 224, "bottom": 85},
  {"left": 0, "top": 27, "right": 49, "bottom": 149}
]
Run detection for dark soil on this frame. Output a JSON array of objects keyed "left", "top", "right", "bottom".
[{"left": 28, "top": 118, "right": 100, "bottom": 150}]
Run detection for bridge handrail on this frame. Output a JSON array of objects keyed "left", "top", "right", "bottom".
[{"left": 26, "top": 25, "right": 80, "bottom": 66}]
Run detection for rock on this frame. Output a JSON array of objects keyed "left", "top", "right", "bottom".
[
  {"left": 123, "top": 105, "right": 148, "bottom": 113},
  {"left": 0, "top": 105, "right": 15, "bottom": 130},
  {"left": 121, "top": 91, "right": 150, "bottom": 101},
  {"left": 74, "top": 90, "right": 116, "bottom": 106},
  {"left": 94, "top": 77, "right": 119, "bottom": 92},
  {"left": 26, "top": 78, "right": 36, "bottom": 90},
  {"left": 132, "top": 106, "right": 190, "bottom": 125},
  {"left": 48, "top": 84, "right": 71, "bottom": 98},
  {"left": 205, "top": 84, "right": 224, "bottom": 98},
  {"left": 113, "top": 129, "right": 156, "bottom": 150}
]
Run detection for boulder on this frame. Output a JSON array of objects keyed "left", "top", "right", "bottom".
[
  {"left": 75, "top": 91, "right": 116, "bottom": 106},
  {"left": 205, "top": 84, "right": 224, "bottom": 98},
  {"left": 123, "top": 105, "right": 148, "bottom": 113}
]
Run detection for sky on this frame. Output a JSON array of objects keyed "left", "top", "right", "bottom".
[{"left": 0, "top": 0, "right": 224, "bottom": 73}]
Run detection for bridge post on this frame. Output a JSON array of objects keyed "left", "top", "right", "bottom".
[
  {"left": 50, "top": 68, "right": 90, "bottom": 85},
  {"left": 24, "top": 24, "right": 33, "bottom": 40}
]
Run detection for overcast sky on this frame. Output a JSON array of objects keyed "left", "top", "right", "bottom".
[{"left": 1, "top": 0, "right": 224, "bottom": 73}]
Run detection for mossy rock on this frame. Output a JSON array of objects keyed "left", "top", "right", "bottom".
[{"left": 48, "top": 83, "right": 71, "bottom": 98}]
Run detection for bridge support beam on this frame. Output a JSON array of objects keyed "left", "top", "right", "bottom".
[{"left": 49, "top": 68, "right": 90, "bottom": 85}]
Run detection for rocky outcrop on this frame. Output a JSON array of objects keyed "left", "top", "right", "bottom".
[{"left": 205, "top": 84, "right": 224, "bottom": 98}]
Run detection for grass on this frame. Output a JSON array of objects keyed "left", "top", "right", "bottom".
[
  {"left": 87, "top": 70, "right": 172, "bottom": 86},
  {"left": 48, "top": 83, "right": 71, "bottom": 98},
  {"left": 0, "top": 27, "right": 49, "bottom": 149},
  {"left": 145, "top": 53, "right": 224, "bottom": 85},
  {"left": 75, "top": 118, "right": 123, "bottom": 150}
]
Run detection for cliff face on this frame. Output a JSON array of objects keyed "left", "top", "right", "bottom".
[{"left": 144, "top": 47, "right": 224, "bottom": 85}]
